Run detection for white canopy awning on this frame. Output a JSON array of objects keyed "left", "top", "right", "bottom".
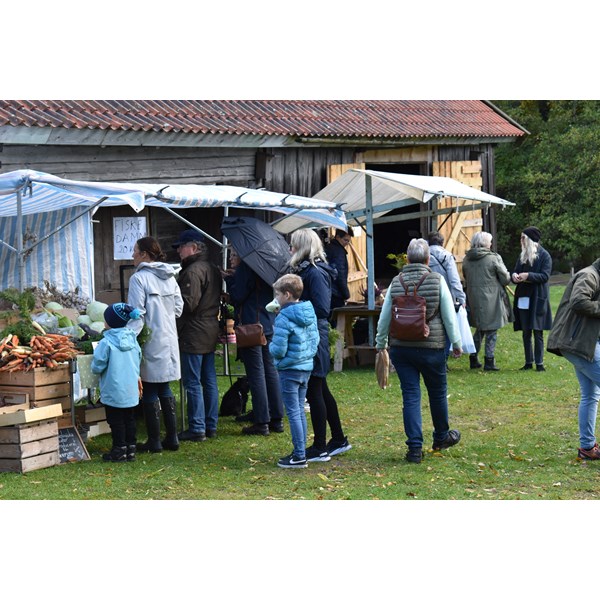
[{"left": 313, "top": 169, "right": 514, "bottom": 225}]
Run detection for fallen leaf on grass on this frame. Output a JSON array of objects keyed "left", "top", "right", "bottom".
[
  {"left": 318, "top": 473, "right": 329, "bottom": 481},
  {"left": 553, "top": 482, "right": 562, "bottom": 487}
]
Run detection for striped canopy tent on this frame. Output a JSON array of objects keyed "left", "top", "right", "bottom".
[{"left": 0, "top": 170, "right": 346, "bottom": 299}]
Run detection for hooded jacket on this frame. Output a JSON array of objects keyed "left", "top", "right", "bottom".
[
  {"left": 462, "top": 246, "right": 512, "bottom": 331},
  {"left": 127, "top": 261, "right": 183, "bottom": 382},
  {"left": 547, "top": 258, "right": 600, "bottom": 361},
  {"left": 176, "top": 249, "right": 222, "bottom": 354},
  {"left": 270, "top": 300, "right": 319, "bottom": 371},
  {"left": 294, "top": 259, "right": 336, "bottom": 377},
  {"left": 429, "top": 244, "right": 466, "bottom": 305},
  {"left": 91, "top": 327, "right": 142, "bottom": 408},
  {"left": 325, "top": 238, "right": 349, "bottom": 303}
]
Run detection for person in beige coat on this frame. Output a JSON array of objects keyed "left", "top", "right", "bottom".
[{"left": 462, "top": 231, "right": 512, "bottom": 371}]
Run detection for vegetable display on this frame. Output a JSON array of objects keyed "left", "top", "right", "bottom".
[{"left": 0, "top": 332, "right": 80, "bottom": 372}]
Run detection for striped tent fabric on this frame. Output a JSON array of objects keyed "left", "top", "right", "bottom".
[{"left": 0, "top": 207, "right": 93, "bottom": 300}]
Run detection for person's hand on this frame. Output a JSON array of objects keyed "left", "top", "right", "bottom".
[
  {"left": 452, "top": 347, "right": 463, "bottom": 358},
  {"left": 519, "top": 272, "right": 529, "bottom": 282},
  {"left": 138, "top": 378, "right": 143, "bottom": 398},
  {"left": 512, "top": 273, "right": 520, "bottom": 283}
]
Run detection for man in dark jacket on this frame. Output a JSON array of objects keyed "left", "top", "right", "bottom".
[
  {"left": 173, "top": 229, "right": 223, "bottom": 441},
  {"left": 547, "top": 258, "right": 600, "bottom": 460},
  {"left": 325, "top": 228, "right": 353, "bottom": 320}
]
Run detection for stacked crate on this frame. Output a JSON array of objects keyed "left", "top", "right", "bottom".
[{"left": 0, "top": 364, "right": 70, "bottom": 473}]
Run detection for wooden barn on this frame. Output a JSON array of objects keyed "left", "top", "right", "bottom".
[{"left": 0, "top": 100, "right": 526, "bottom": 303}]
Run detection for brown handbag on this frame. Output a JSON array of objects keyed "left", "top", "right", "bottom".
[
  {"left": 234, "top": 284, "right": 267, "bottom": 348},
  {"left": 234, "top": 322, "right": 267, "bottom": 348}
]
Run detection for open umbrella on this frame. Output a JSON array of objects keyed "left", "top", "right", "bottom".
[{"left": 221, "top": 216, "right": 291, "bottom": 285}]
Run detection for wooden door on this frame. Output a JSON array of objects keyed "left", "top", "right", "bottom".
[
  {"left": 432, "top": 160, "right": 483, "bottom": 275},
  {"left": 327, "top": 163, "right": 367, "bottom": 302}
]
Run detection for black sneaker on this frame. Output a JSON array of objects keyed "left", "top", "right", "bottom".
[
  {"left": 102, "top": 446, "right": 127, "bottom": 462},
  {"left": 305, "top": 446, "right": 331, "bottom": 462},
  {"left": 277, "top": 453, "right": 308, "bottom": 469},
  {"left": 432, "top": 429, "right": 461, "bottom": 451},
  {"left": 326, "top": 437, "right": 352, "bottom": 457},
  {"left": 179, "top": 429, "right": 207, "bottom": 442},
  {"left": 241, "top": 423, "right": 270, "bottom": 436},
  {"left": 405, "top": 447, "right": 423, "bottom": 463},
  {"left": 126, "top": 444, "right": 136, "bottom": 462},
  {"left": 520, "top": 363, "right": 533, "bottom": 370},
  {"left": 536, "top": 364, "right": 546, "bottom": 372},
  {"left": 206, "top": 429, "right": 217, "bottom": 439}
]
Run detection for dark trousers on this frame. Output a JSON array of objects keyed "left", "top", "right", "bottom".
[
  {"left": 239, "top": 340, "right": 283, "bottom": 425},
  {"left": 306, "top": 375, "right": 345, "bottom": 450},
  {"left": 104, "top": 404, "right": 137, "bottom": 447},
  {"left": 522, "top": 329, "right": 545, "bottom": 366}
]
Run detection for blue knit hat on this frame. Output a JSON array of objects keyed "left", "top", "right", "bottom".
[{"left": 104, "top": 303, "right": 141, "bottom": 329}]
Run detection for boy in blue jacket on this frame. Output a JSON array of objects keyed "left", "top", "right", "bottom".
[
  {"left": 269, "top": 274, "right": 319, "bottom": 468},
  {"left": 92, "top": 303, "right": 143, "bottom": 462}
]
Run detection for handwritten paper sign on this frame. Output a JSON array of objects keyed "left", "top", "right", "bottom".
[{"left": 113, "top": 217, "right": 147, "bottom": 260}]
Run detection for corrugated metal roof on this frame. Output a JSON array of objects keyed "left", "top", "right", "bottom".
[{"left": 0, "top": 100, "right": 525, "bottom": 139}]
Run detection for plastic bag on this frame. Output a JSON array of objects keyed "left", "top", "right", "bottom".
[
  {"left": 456, "top": 306, "right": 476, "bottom": 354},
  {"left": 31, "top": 312, "right": 59, "bottom": 333}
]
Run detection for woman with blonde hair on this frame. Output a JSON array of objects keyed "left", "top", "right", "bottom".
[
  {"left": 289, "top": 229, "right": 351, "bottom": 461},
  {"left": 511, "top": 226, "right": 553, "bottom": 371}
]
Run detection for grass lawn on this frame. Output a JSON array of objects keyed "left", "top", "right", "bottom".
[{"left": 1, "top": 283, "right": 597, "bottom": 501}]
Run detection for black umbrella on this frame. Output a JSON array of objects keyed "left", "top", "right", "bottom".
[{"left": 221, "top": 216, "right": 291, "bottom": 285}]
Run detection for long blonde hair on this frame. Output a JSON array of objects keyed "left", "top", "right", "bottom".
[
  {"left": 520, "top": 233, "right": 539, "bottom": 266},
  {"left": 289, "top": 229, "right": 327, "bottom": 268}
]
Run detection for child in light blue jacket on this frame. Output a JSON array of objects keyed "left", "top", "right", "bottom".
[
  {"left": 91, "top": 303, "right": 142, "bottom": 462},
  {"left": 269, "top": 274, "right": 319, "bottom": 468}
]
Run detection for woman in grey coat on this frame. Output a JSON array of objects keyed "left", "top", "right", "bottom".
[
  {"left": 511, "top": 226, "right": 553, "bottom": 371},
  {"left": 127, "top": 236, "right": 184, "bottom": 452},
  {"left": 462, "top": 231, "right": 512, "bottom": 371}
]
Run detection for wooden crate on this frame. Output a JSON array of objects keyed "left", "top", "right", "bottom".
[
  {"left": 0, "top": 404, "right": 62, "bottom": 427},
  {"left": 75, "top": 405, "right": 106, "bottom": 424},
  {"left": 0, "top": 419, "right": 60, "bottom": 473},
  {"left": 0, "top": 364, "right": 71, "bottom": 413}
]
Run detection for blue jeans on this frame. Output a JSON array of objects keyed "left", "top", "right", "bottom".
[
  {"left": 389, "top": 345, "right": 450, "bottom": 449},
  {"left": 564, "top": 344, "right": 600, "bottom": 449},
  {"left": 279, "top": 369, "right": 310, "bottom": 459},
  {"left": 180, "top": 351, "right": 219, "bottom": 433},
  {"left": 239, "top": 341, "right": 283, "bottom": 424}
]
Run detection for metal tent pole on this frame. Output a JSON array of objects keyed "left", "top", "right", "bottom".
[
  {"left": 365, "top": 175, "right": 376, "bottom": 345},
  {"left": 16, "top": 188, "right": 24, "bottom": 292}
]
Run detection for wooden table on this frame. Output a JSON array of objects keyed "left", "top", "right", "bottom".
[{"left": 332, "top": 305, "right": 381, "bottom": 372}]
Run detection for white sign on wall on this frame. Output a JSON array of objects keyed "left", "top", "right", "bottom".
[{"left": 113, "top": 217, "right": 147, "bottom": 260}]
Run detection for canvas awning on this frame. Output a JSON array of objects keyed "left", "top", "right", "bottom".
[
  {"left": 312, "top": 168, "right": 515, "bottom": 321},
  {"left": 0, "top": 170, "right": 347, "bottom": 297}
]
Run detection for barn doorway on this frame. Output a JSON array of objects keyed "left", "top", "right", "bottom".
[{"left": 365, "top": 162, "right": 426, "bottom": 287}]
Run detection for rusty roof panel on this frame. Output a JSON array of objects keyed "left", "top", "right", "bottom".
[{"left": 0, "top": 100, "right": 525, "bottom": 139}]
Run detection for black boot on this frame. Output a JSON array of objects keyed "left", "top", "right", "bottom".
[
  {"left": 484, "top": 356, "right": 500, "bottom": 371},
  {"left": 159, "top": 396, "right": 179, "bottom": 451},
  {"left": 469, "top": 354, "right": 482, "bottom": 369},
  {"left": 137, "top": 400, "right": 163, "bottom": 453}
]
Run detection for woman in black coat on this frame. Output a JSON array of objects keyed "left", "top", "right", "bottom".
[{"left": 511, "top": 226, "right": 553, "bottom": 371}]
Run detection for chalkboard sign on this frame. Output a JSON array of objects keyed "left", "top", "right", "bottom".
[{"left": 59, "top": 427, "right": 90, "bottom": 463}]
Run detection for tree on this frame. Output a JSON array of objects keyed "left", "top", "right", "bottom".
[{"left": 494, "top": 100, "right": 600, "bottom": 270}]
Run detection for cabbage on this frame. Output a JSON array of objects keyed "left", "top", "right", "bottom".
[
  {"left": 57, "top": 315, "right": 73, "bottom": 328},
  {"left": 90, "top": 321, "right": 106, "bottom": 333},
  {"left": 77, "top": 315, "right": 93, "bottom": 326},
  {"left": 45, "top": 301, "right": 64, "bottom": 311},
  {"left": 86, "top": 301, "right": 109, "bottom": 323}
]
